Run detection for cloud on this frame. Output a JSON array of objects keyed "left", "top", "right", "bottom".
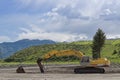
[
  {"left": 0, "top": 36, "right": 11, "bottom": 43},
  {"left": 18, "top": 25, "right": 88, "bottom": 42},
  {"left": 1, "top": 0, "right": 120, "bottom": 42},
  {"left": 9, "top": 0, "right": 120, "bottom": 41},
  {"left": 107, "top": 34, "right": 120, "bottom": 39},
  {"left": 11, "top": 0, "right": 120, "bottom": 22},
  {"left": 15, "top": 0, "right": 110, "bottom": 18},
  {"left": 9, "top": 0, "right": 120, "bottom": 19}
]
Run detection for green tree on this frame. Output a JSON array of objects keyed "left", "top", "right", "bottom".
[
  {"left": 92, "top": 28, "right": 106, "bottom": 59},
  {"left": 112, "top": 50, "right": 117, "bottom": 55}
]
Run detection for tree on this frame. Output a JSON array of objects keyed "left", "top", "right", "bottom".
[
  {"left": 112, "top": 50, "right": 117, "bottom": 55},
  {"left": 92, "top": 28, "right": 106, "bottom": 59}
]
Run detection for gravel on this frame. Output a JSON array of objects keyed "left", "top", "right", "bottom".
[{"left": 0, "top": 64, "right": 120, "bottom": 80}]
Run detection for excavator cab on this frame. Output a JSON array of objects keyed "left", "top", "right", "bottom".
[
  {"left": 80, "top": 56, "right": 90, "bottom": 66},
  {"left": 75, "top": 56, "right": 105, "bottom": 73}
]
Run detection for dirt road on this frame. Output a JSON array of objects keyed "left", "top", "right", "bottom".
[
  {"left": 0, "top": 72, "right": 120, "bottom": 80},
  {"left": 0, "top": 65, "right": 120, "bottom": 80}
]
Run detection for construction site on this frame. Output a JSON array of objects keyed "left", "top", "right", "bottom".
[
  {"left": 1, "top": 0, "right": 120, "bottom": 80},
  {"left": 0, "top": 49, "right": 120, "bottom": 80},
  {"left": 0, "top": 28, "right": 120, "bottom": 80},
  {"left": 0, "top": 63, "right": 120, "bottom": 80}
]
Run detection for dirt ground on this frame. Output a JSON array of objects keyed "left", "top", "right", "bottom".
[{"left": 0, "top": 64, "right": 120, "bottom": 80}]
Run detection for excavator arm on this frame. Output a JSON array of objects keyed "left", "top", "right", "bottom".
[{"left": 42, "top": 50, "right": 84, "bottom": 60}]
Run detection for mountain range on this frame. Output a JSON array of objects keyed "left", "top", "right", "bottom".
[{"left": 0, "top": 39, "right": 56, "bottom": 58}]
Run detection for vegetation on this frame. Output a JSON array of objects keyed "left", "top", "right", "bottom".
[
  {"left": 112, "top": 44, "right": 120, "bottom": 57},
  {"left": 92, "top": 29, "right": 106, "bottom": 59},
  {"left": 4, "top": 43, "right": 91, "bottom": 62},
  {"left": 4, "top": 39, "right": 120, "bottom": 64}
]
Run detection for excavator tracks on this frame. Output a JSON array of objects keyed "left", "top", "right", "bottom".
[{"left": 74, "top": 67, "right": 105, "bottom": 73}]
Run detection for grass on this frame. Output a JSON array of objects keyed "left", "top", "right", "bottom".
[
  {"left": 42, "top": 60, "right": 80, "bottom": 65},
  {"left": 1, "top": 57, "right": 120, "bottom": 67},
  {"left": 0, "top": 61, "right": 37, "bottom": 67},
  {"left": 0, "top": 61, "right": 80, "bottom": 68},
  {"left": 72, "top": 40, "right": 92, "bottom": 45}
]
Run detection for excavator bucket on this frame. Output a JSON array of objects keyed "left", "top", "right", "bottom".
[
  {"left": 37, "top": 58, "right": 44, "bottom": 73},
  {"left": 16, "top": 66, "right": 25, "bottom": 73}
]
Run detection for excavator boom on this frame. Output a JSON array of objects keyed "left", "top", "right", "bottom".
[{"left": 43, "top": 50, "right": 84, "bottom": 60}]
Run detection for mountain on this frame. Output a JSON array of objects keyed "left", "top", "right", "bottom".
[{"left": 0, "top": 39, "right": 56, "bottom": 58}]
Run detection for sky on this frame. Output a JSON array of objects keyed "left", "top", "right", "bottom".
[{"left": 0, "top": 0, "right": 120, "bottom": 42}]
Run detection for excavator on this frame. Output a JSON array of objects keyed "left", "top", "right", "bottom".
[{"left": 37, "top": 50, "right": 110, "bottom": 73}]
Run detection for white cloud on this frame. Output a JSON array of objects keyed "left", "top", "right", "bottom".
[
  {"left": 1, "top": 0, "right": 120, "bottom": 43},
  {"left": 0, "top": 36, "right": 11, "bottom": 43},
  {"left": 13, "top": 0, "right": 120, "bottom": 22},
  {"left": 103, "top": 9, "right": 112, "bottom": 15},
  {"left": 15, "top": 0, "right": 120, "bottom": 19},
  {"left": 107, "top": 34, "right": 120, "bottom": 39},
  {"left": 13, "top": 4, "right": 120, "bottom": 41},
  {"left": 18, "top": 25, "right": 88, "bottom": 42}
]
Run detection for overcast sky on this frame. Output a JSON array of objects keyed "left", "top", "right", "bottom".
[{"left": 0, "top": 0, "right": 120, "bottom": 42}]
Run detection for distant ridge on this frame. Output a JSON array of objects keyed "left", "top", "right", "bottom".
[{"left": 0, "top": 39, "right": 56, "bottom": 58}]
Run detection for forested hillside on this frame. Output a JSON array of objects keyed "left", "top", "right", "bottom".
[{"left": 4, "top": 39, "right": 120, "bottom": 63}]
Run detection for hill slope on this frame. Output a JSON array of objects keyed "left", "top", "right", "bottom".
[
  {"left": 5, "top": 39, "right": 120, "bottom": 63},
  {"left": 0, "top": 39, "right": 56, "bottom": 58}
]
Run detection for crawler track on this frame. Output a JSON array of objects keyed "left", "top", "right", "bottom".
[{"left": 74, "top": 67, "right": 105, "bottom": 73}]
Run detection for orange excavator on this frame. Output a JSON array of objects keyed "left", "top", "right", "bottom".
[{"left": 37, "top": 50, "right": 110, "bottom": 73}]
